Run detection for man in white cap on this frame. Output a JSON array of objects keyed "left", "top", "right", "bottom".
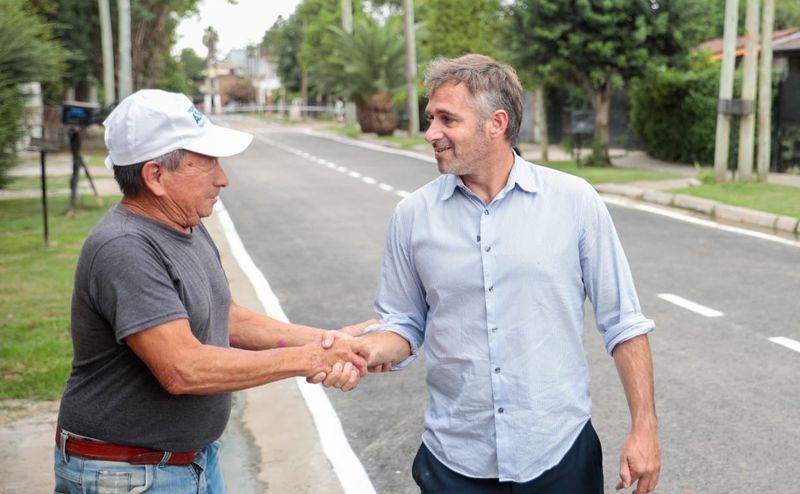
[{"left": 54, "top": 89, "right": 371, "bottom": 493}]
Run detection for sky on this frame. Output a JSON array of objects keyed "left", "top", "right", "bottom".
[{"left": 174, "top": 0, "right": 302, "bottom": 57}]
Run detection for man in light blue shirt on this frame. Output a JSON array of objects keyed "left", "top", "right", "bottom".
[{"left": 356, "top": 54, "right": 660, "bottom": 493}]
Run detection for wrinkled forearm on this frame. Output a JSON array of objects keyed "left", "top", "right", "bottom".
[
  {"left": 160, "top": 344, "right": 318, "bottom": 394},
  {"left": 228, "top": 301, "right": 323, "bottom": 350}
]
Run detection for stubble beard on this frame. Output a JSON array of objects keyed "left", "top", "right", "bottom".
[{"left": 434, "top": 136, "right": 491, "bottom": 177}]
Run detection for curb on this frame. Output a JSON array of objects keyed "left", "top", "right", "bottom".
[{"left": 594, "top": 183, "right": 800, "bottom": 235}]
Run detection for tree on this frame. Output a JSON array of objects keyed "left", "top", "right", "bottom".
[
  {"left": 131, "top": 1, "right": 201, "bottom": 90},
  {"left": 321, "top": 16, "right": 406, "bottom": 134},
  {"left": 0, "top": 0, "right": 66, "bottom": 188},
  {"left": 28, "top": 0, "right": 202, "bottom": 100},
  {"left": 509, "top": 0, "right": 704, "bottom": 165},
  {"left": 417, "top": 0, "right": 504, "bottom": 60},
  {"left": 261, "top": 0, "right": 368, "bottom": 99},
  {"left": 203, "top": 25, "right": 220, "bottom": 64},
  {"left": 157, "top": 48, "right": 205, "bottom": 97},
  {"left": 262, "top": 15, "right": 304, "bottom": 93}
]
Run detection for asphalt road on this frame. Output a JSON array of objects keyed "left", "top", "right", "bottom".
[{"left": 219, "top": 121, "right": 800, "bottom": 494}]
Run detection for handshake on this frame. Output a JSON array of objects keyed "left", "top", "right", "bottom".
[{"left": 303, "top": 319, "right": 393, "bottom": 392}]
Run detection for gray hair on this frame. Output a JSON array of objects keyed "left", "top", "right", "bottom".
[
  {"left": 424, "top": 54, "right": 523, "bottom": 145},
  {"left": 113, "top": 148, "right": 187, "bottom": 197}
]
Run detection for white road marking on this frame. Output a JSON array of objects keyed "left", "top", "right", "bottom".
[
  {"left": 602, "top": 196, "right": 800, "bottom": 249},
  {"left": 259, "top": 133, "right": 798, "bottom": 252},
  {"left": 214, "top": 200, "right": 376, "bottom": 494},
  {"left": 348, "top": 171, "right": 361, "bottom": 178},
  {"left": 378, "top": 183, "right": 394, "bottom": 192},
  {"left": 768, "top": 337, "right": 800, "bottom": 353},
  {"left": 396, "top": 190, "right": 410, "bottom": 198},
  {"left": 657, "top": 293, "right": 724, "bottom": 318},
  {"left": 303, "top": 128, "right": 436, "bottom": 164}
]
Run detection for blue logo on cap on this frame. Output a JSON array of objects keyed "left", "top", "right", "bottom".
[{"left": 188, "top": 105, "right": 206, "bottom": 127}]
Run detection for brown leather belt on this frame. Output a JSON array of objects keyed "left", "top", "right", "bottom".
[{"left": 56, "top": 427, "right": 199, "bottom": 465}]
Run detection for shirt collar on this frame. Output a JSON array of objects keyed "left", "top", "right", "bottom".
[{"left": 438, "top": 151, "right": 539, "bottom": 201}]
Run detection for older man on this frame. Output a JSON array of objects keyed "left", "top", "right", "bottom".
[
  {"left": 54, "top": 89, "right": 369, "bottom": 493},
  {"left": 356, "top": 55, "right": 660, "bottom": 493}
]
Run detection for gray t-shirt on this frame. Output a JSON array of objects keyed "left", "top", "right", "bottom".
[{"left": 58, "top": 204, "right": 232, "bottom": 452}]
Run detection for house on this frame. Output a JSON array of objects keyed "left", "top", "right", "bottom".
[{"left": 697, "top": 28, "right": 800, "bottom": 171}]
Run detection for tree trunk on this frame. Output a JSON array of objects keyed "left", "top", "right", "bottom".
[
  {"left": 590, "top": 81, "right": 613, "bottom": 166},
  {"left": 356, "top": 94, "right": 397, "bottom": 136},
  {"left": 534, "top": 87, "right": 549, "bottom": 162}
]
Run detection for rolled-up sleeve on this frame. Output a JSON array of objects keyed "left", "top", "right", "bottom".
[
  {"left": 579, "top": 188, "right": 655, "bottom": 354},
  {"left": 367, "top": 207, "right": 427, "bottom": 369}
]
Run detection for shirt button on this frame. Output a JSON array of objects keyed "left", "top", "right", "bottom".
[
  {"left": 488, "top": 286, "right": 494, "bottom": 292},
  {"left": 485, "top": 246, "right": 491, "bottom": 252},
  {"left": 491, "top": 327, "right": 498, "bottom": 333},
  {"left": 494, "top": 367, "right": 501, "bottom": 373},
  {"left": 498, "top": 407, "right": 504, "bottom": 414},
  {"left": 484, "top": 209, "right": 489, "bottom": 215}
]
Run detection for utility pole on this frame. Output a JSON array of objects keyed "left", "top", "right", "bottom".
[
  {"left": 97, "top": 0, "right": 115, "bottom": 107},
  {"left": 341, "top": 0, "right": 352, "bottom": 34},
  {"left": 736, "top": 0, "right": 760, "bottom": 181},
  {"left": 341, "top": 0, "right": 356, "bottom": 127},
  {"left": 757, "top": 0, "right": 775, "bottom": 181},
  {"left": 402, "top": 0, "right": 419, "bottom": 136},
  {"left": 117, "top": 0, "right": 133, "bottom": 99},
  {"left": 713, "top": 0, "right": 740, "bottom": 182},
  {"left": 535, "top": 88, "right": 549, "bottom": 162}
]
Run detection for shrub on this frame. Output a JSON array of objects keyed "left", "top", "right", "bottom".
[
  {"left": 630, "top": 57, "right": 722, "bottom": 164},
  {"left": 0, "top": 0, "right": 65, "bottom": 188}
]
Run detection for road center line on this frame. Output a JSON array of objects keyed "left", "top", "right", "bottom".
[
  {"left": 768, "top": 337, "right": 800, "bottom": 353},
  {"left": 657, "top": 293, "right": 724, "bottom": 318},
  {"left": 253, "top": 133, "right": 408, "bottom": 203}
]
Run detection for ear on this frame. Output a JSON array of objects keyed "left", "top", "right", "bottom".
[
  {"left": 140, "top": 160, "right": 167, "bottom": 197},
  {"left": 486, "top": 109, "right": 509, "bottom": 141}
]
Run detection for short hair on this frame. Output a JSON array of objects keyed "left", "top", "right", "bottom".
[
  {"left": 113, "top": 148, "right": 186, "bottom": 197},
  {"left": 424, "top": 54, "right": 524, "bottom": 145}
]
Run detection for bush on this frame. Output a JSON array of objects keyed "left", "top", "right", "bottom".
[
  {"left": 0, "top": 0, "right": 65, "bottom": 188},
  {"left": 630, "top": 57, "right": 723, "bottom": 164}
]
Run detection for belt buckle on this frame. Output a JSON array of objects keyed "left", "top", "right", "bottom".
[{"left": 59, "top": 428, "right": 69, "bottom": 463}]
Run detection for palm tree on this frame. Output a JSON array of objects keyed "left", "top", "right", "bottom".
[{"left": 322, "top": 16, "right": 405, "bottom": 135}]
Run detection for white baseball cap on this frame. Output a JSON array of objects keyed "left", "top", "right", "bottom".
[{"left": 102, "top": 89, "right": 253, "bottom": 169}]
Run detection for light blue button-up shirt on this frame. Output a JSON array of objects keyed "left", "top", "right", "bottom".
[{"left": 370, "top": 155, "right": 654, "bottom": 482}]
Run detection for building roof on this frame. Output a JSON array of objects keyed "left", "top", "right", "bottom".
[{"left": 696, "top": 28, "right": 800, "bottom": 60}]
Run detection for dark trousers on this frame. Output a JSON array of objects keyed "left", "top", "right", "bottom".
[{"left": 412, "top": 420, "right": 603, "bottom": 494}]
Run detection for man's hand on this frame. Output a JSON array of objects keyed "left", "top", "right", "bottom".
[
  {"left": 308, "top": 320, "right": 378, "bottom": 386},
  {"left": 616, "top": 424, "right": 660, "bottom": 494},
  {"left": 306, "top": 331, "right": 369, "bottom": 391},
  {"left": 337, "top": 319, "right": 380, "bottom": 337}
]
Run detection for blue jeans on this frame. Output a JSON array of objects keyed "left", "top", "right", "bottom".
[{"left": 54, "top": 441, "right": 224, "bottom": 493}]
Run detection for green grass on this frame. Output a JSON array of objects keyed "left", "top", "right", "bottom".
[
  {"left": 0, "top": 195, "right": 119, "bottom": 400},
  {"left": 323, "top": 125, "right": 362, "bottom": 139},
  {"left": 544, "top": 160, "right": 681, "bottom": 184},
  {"left": 669, "top": 182, "right": 800, "bottom": 219},
  {"left": 377, "top": 134, "right": 428, "bottom": 150}
]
